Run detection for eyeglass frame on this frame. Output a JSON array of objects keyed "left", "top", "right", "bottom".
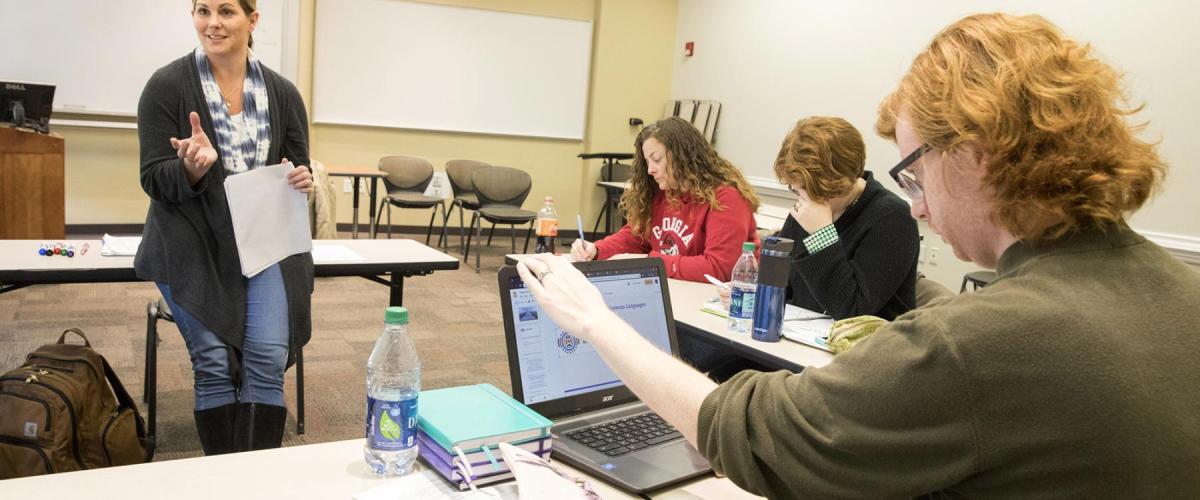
[{"left": 889, "top": 144, "right": 929, "bottom": 200}]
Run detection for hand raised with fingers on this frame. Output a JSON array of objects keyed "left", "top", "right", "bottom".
[
  {"left": 790, "top": 188, "right": 834, "bottom": 234},
  {"left": 516, "top": 254, "right": 613, "bottom": 342},
  {"left": 170, "top": 112, "right": 217, "bottom": 184}
]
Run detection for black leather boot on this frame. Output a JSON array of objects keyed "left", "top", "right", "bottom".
[
  {"left": 234, "top": 403, "right": 287, "bottom": 452},
  {"left": 193, "top": 404, "right": 237, "bottom": 455}
]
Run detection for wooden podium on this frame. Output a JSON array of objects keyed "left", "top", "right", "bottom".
[{"left": 0, "top": 127, "right": 65, "bottom": 239}]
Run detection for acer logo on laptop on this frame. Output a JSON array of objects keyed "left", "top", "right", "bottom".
[{"left": 602, "top": 395, "right": 613, "bottom": 402}]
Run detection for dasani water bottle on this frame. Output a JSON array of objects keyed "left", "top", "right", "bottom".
[
  {"left": 728, "top": 242, "right": 758, "bottom": 333},
  {"left": 364, "top": 306, "right": 421, "bottom": 476}
]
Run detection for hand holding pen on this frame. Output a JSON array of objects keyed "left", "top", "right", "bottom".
[{"left": 571, "top": 214, "right": 597, "bottom": 261}]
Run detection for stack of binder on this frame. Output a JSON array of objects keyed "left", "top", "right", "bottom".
[{"left": 417, "top": 383, "right": 553, "bottom": 490}]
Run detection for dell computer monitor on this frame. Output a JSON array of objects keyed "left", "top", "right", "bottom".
[{"left": 1, "top": 81, "right": 55, "bottom": 134}]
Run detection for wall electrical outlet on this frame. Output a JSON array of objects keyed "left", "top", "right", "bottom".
[
  {"left": 928, "top": 246, "right": 940, "bottom": 265},
  {"left": 343, "top": 179, "right": 353, "bottom": 193}
]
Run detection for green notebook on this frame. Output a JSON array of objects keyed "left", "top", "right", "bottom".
[{"left": 417, "top": 383, "right": 552, "bottom": 453}]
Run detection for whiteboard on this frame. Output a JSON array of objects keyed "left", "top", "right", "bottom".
[
  {"left": 313, "top": 0, "right": 593, "bottom": 140},
  {"left": 0, "top": 0, "right": 294, "bottom": 117}
]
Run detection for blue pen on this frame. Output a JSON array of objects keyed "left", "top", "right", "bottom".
[{"left": 576, "top": 214, "right": 585, "bottom": 242}]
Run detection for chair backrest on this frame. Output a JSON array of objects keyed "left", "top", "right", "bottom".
[
  {"left": 472, "top": 166, "right": 532, "bottom": 208},
  {"left": 445, "top": 159, "right": 490, "bottom": 198},
  {"left": 378, "top": 155, "right": 435, "bottom": 193},
  {"left": 601, "top": 162, "right": 635, "bottom": 183}
]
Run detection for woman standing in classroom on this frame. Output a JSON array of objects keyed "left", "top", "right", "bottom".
[
  {"left": 134, "top": 0, "right": 314, "bottom": 455},
  {"left": 571, "top": 117, "right": 761, "bottom": 282}
]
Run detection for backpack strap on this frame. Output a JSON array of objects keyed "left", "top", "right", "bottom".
[
  {"left": 101, "top": 356, "right": 147, "bottom": 442},
  {"left": 57, "top": 328, "right": 92, "bottom": 347}
]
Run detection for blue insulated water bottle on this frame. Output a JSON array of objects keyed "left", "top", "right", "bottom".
[{"left": 752, "top": 236, "right": 794, "bottom": 342}]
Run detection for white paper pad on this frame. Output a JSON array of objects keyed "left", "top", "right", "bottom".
[
  {"left": 782, "top": 319, "right": 837, "bottom": 353},
  {"left": 311, "top": 244, "right": 365, "bottom": 263},
  {"left": 101, "top": 234, "right": 142, "bottom": 256},
  {"left": 223, "top": 162, "right": 312, "bottom": 277},
  {"left": 352, "top": 468, "right": 515, "bottom": 500}
]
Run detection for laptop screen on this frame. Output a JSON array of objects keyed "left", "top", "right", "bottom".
[{"left": 500, "top": 259, "right": 676, "bottom": 414}]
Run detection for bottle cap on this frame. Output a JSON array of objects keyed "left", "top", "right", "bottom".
[
  {"left": 544, "top": 196, "right": 554, "bottom": 203},
  {"left": 742, "top": 242, "right": 756, "bottom": 252},
  {"left": 384, "top": 306, "right": 409, "bottom": 325}
]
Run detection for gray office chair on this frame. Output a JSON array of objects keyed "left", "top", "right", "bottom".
[
  {"left": 464, "top": 166, "right": 537, "bottom": 272},
  {"left": 438, "top": 159, "right": 490, "bottom": 254},
  {"left": 960, "top": 270, "right": 997, "bottom": 293},
  {"left": 592, "top": 162, "right": 634, "bottom": 235},
  {"left": 374, "top": 155, "right": 448, "bottom": 245}
]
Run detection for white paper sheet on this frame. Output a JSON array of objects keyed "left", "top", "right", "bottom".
[
  {"left": 100, "top": 234, "right": 142, "bottom": 256},
  {"left": 223, "top": 162, "right": 312, "bottom": 277}
]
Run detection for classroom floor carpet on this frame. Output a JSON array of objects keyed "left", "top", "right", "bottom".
[{"left": 0, "top": 232, "right": 528, "bottom": 462}]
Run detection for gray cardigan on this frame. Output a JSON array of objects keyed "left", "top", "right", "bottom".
[{"left": 134, "top": 53, "right": 313, "bottom": 364}]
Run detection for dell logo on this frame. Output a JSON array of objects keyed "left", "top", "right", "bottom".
[
  {"left": 602, "top": 395, "right": 613, "bottom": 402},
  {"left": 5, "top": 83, "right": 27, "bottom": 91}
]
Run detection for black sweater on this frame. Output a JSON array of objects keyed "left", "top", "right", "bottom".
[
  {"left": 777, "top": 172, "right": 919, "bottom": 320},
  {"left": 134, "top": 53, "right": 314, "bottom": 361}
]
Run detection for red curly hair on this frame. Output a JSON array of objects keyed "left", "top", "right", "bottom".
[{"left": 876, "top": 13, "right": 1166, "bottom": 241}]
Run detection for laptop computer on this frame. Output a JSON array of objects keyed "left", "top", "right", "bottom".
[{"left": 498, "top": 258, "right": 711, "bottom": 494}]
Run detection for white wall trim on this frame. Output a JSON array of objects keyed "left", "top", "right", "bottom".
[{"left": 1140, "top": 230, "right": 1200, "bottom": 265}]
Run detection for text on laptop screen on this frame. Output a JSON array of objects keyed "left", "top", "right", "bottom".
[{"left": 507, "top": 267, "right": 672, "bottom": 405}]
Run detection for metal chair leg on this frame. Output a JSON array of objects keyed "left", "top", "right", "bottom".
[
  {"left": 295, "top": 347, "right": 305, "bottom": 435},
  {"left": 474, "top": 215, "right": 483, "bottom": 273},
  {"left": 459, "top": 204, "right": 468, "bottom": 256},
  {"left": 486, "top": 222, "right": 496, "bottom": 246},
  {"left": 438, "top": 202, "right": 455, "bottom": 249},
  {"left": 424, "top": 204, "right": 439, "bottom": 245},
  {"left": 510, "top": 224, "right": 517, "bottom": 253},
  {"left": 463, "top": 212, "right": 477, "bottom": 262},
  {"left": 523, "top": 221, "right": 533, "bottom": 253}
]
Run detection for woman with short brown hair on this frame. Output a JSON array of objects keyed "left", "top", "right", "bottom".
[{"left": 771, "top": 116, "right": 919, "bottom": 320}]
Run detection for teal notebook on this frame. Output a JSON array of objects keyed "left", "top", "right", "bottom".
[{"left": 417, "top": 383, "right": 552, "bottom": 453}]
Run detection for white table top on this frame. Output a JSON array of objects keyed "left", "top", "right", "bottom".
[
  {"left": 0, "top": 239, "right": 458, "bottom": 273},
  {"left": 0, "top": 438, "right": 758, "bottom": 499},
  {"left": 668, "top": 278, "right": 833, "bottom": 370}
]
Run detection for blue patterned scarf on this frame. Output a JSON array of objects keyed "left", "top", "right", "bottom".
[{"left": 194, "top": 47, "right": 271, "bottom": 174}]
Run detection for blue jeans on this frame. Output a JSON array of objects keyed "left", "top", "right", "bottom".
[{"left": 157, "top": 263, "right": 290, "bottom": 410}]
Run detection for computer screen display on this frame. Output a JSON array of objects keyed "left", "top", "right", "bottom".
[
  {"left": 1, "top": 81, "right": 55, "bottom": 134},
  {"left": 506, "top": 266, "right": 673, "bottom": 405}
]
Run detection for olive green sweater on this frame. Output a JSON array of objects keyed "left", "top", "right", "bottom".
[{"left": 698, "top": 224, "right": 1200, "bottom": 498}]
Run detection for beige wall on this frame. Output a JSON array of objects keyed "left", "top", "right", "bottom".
[{"left": 53, "top": 0, "right": 678, "bottom": 233}]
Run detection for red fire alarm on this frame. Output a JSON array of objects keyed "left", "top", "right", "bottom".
[{"left": 684, "top": 41, "right": 695, "bottom": 57}]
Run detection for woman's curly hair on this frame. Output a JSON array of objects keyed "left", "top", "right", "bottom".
[
  {"left": 876, "top": 13, "right": 1166, "bottom": 241},
  {"left": 621, "top": 117, "right": 760, "bottom": 236}
]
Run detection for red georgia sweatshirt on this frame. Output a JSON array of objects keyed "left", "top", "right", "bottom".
[{"left": 594, "top": 185, "right": 760, "bottom": 282}]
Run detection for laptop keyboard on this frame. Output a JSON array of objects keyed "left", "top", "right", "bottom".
[{"left": 565, "top": 413, "right": 683, "bottom": 456}]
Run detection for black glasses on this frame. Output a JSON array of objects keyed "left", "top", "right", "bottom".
[{"left": 889, "top": 144, "right": 928, "bottom": 200}]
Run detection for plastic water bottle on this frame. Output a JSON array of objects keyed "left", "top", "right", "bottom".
[
  {"left": 727, "top": 242, "right": 758, "bottom": 333},
  {"left": 364, "top": 306, "right": 421, "bottom": 476},
  {"left": 535, "top": 196, "right": 559, "bottom": 254}
]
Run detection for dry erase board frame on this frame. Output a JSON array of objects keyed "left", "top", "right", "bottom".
[
  {"left": 0, "top": 0, "right": 298, "bottom": 118},
  {"left": 312, "top": 0, "right": 593, "bottom": 140}
]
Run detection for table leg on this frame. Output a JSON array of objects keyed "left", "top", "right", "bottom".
[
  {"left": 389, "top": 272, "right": 404, "bottom": 306},
  {"left": 351, "top": 177, "right": 361, "bottom": 239},
  {"left": 368, "top": 177, "right": 379, "bottom": 239}
]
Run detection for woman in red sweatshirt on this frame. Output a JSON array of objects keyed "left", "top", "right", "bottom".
[{"left": 571, "top": 117, "right": 760, "bottom": 282}]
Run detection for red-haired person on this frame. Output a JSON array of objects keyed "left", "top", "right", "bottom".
[{"left": 515, "top": 13, "right": 1200, "bottom": 497}]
